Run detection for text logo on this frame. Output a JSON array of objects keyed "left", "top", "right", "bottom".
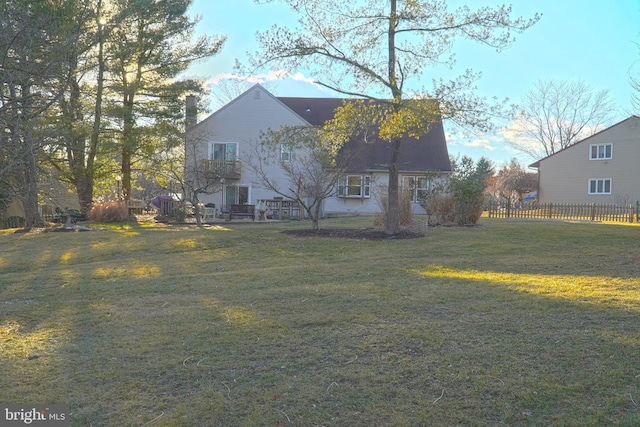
[{"left": 1, "top": 405, "right": 69, "bottom": 426}]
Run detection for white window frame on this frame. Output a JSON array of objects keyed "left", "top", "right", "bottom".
[
  {"left": 589, "top": 143, "right": 612, "bottom": 160},
  {"left": 338, "top": 175, "right": 371, "bottom": 198},
  {"left": 588, "top": 178, "right": 612, "bottom": 195},
  {"left": 402, "top": 176, "right": 430, "bottom": 203},
  {"left": 208, "top": 142, "right": 238, "bottom": 161},
  {"left": 280, "top": 144, "right": 291, "bottom": 162}
]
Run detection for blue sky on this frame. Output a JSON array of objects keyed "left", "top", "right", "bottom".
[{"left": 184, "top": 0, "right": 640, "bottom": 165}]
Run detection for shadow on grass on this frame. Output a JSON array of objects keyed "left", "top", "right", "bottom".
[{"left": 0, "top": 219, "right": 639, "bottom": 425}]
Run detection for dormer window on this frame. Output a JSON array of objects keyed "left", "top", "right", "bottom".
[{"left": 589, "top": 143, "right": 612, "bottom": 160}]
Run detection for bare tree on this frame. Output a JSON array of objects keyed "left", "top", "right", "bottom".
[
  {"left": 183, "top": 126, "right": 225, "bottom": 227},
  {"left": 486, "top": 158, "right": 537, "bottom": 212},
  {"left": 511, "top": 79, "right": 617, "bottom": 160},
  {"left": 630, "top": 58, "right": 640, "bottom": 114},
  {"left": 245, "top": 125, "right": 348, "bottom": 230},
  {"left": 252, "top": 0, "right": 539, "bottom": 234}
]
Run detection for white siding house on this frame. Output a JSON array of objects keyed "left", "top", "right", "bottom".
[{"left": 184, "top": 84, "right": 451, "bottom": 216}]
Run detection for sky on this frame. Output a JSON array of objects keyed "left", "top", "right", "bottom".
[{"left": 183, "top": 0, "right": 640, "bottom": 166}]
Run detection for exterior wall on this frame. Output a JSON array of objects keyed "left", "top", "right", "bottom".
[
  {"left": 185, "top": 86, "right": 307, "bottom": 208},
  {"left": 537, "top": 117, "right": 640, "bottom": 204},
  {"left": 322, "top": 172, "right": 436, "bottom": 216},
  {"left": 323, "top": 171, "right": 384, "bottom": 215}
]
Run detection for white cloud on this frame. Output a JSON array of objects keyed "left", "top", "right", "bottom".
[
  {"left": 289, "top": 72, "right": 317, "bottom": 84},
  {"left": 445, "top": 130, "right": 498, "bottom": 151},
  {"left": 465, "top": 138, "right": 497, "bottom": 151},
  {"left": 495, "top": 120, "right": 540, "bottom": 157},
  {"left": 209, "top": 70, "right": 290, "bottom": 85},
  {"left": 209, "top": 70, "right": 322, "bottom": 89},
  {"left": 207, "top": 70, "right": 336, "bottom": 100}
]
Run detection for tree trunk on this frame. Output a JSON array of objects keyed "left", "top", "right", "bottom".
[
  {"left": 76, "top": 174, "right": 94, "bottom": 214},
  {"left": 192, "top": 192, "right": 203, "bottom": 227},
  {"left": 15, "top": 83, "right": 43, "bottom": 228},
  {"left": 312, "top": 202, "right": 321, "bottom": 231},
  {"left": 121, "top": 88, "right": 135, "bottom": 201},
  {"left": 386, "top": 137, "right": 402, "bottom": 234},
  {"left": 121, "top": 148, "right": 132, "bottom": 201},
  {"left": 20, "top": 150, "right": 44, "bottom": 228},
  {"left": 385, "top": 0, "right": 401, "bottom": 235}
]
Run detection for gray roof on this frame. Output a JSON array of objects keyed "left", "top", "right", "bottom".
[{"left": 278, "top": 97, "right": 451, "bottom": 173}]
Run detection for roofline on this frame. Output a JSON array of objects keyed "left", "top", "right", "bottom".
[
  {"left": 528, "top": 115, "right": 640, "bottom": 168},
  {"left": 186, "top": 83, "right": 315, "bottom": 133}
]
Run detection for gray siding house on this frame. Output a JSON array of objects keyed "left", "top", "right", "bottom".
[
  {"left": 184, "top": 84, "right": 451, "bottom": 216},
  {"left": 530, "top": 116, "right": 640, "bottom": 205}
]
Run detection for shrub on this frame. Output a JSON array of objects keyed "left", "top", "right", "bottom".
[
  {"left": 374, "top": 186, "right": 413, "bottom": 228},
  {"left": 420, "top": 155, "right": 490, "bottom": 226},
  {"left": 88, "top": 202, "right": 130, "bottom": 222}
]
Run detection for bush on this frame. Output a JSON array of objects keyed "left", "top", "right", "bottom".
[
  {"left": 374, "top": 187, "right": 413, "bottom": 228},
  {"left": 422, "top": 193, "right": 456, "bottom": 225},
  {"left": 420, "top": 155, "right": 490, "bottom": 226},
  {"left": 422, "top": 182, "right": 485, "bottom": 226},
  {"left": 88, "top": 202, "right": 130, "bottom": 222}
]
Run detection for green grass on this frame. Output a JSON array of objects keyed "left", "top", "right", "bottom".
[{"left": 1, "top": 217, "right": 639, "bottom": 426}]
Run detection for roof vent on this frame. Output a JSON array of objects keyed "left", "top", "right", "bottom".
[{"left": 254, "top": 90, "right": 261, "bottom": 99}]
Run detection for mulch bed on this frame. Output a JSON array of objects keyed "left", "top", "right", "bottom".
[{"left": 282, "top": 227, "right": 425, "bottom": 240}]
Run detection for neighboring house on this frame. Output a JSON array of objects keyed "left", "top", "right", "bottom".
[
  {"left": 0, "top": 180, "right": 81, "bottom": 228},
  {"left": 184, "top": 84, "right": 451, "bottom": 216},
  {"left": 530, "top": 116, "right": 640, "bottom": 205}
]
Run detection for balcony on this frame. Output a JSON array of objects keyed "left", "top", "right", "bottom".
[{"left": 200, "top": 159, "right": 242, "bottom": 180}]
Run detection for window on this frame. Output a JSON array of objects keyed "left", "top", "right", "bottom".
[
  {"left": 402, "top": 176, "right": 430, "bottom": 203},
  {"left": 589, "top": 143, "right": 612, "bottom": 160},
  {"left": 588, "top": 178, "right": 612, "bottom": 194},
  {"left": 209, "top": 142, "right": 237, "bottom": 160},
  {"left": 280, "top": 144, "right": 291, "bottom": 162},
  {"left": 338, "top": 175, "right": 371, "bottom": 198}
]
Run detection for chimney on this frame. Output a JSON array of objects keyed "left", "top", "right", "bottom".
[{"left": 185, "top": 95, "right": 197, "bottom": 130}]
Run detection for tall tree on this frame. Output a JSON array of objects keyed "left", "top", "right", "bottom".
[
  {"left": 46, "top": 0, "right": 107, "bottom": 214},
  {"left": 252, "top": 0, "right": 539, "bottom": 233},
  {"left": 107, "top": 0, "right": 224, "bottom": 200},
  {"left": 0, "top": 0, "right": 76, "bottom": 227},
  {"left": 510, "top": 79, "right": 617, "bottom": 160}
]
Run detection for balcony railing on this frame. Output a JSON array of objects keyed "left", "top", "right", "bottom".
[{"left": 200, "top": 159, "right": 242, "bottom": 180}]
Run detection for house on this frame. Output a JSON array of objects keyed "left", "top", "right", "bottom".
[
  {"left": 0, "top": 177, "right": 81, "bottom": 229},
  {"left": 184, "top": 84, "right": 451, "bottom": 217},
  {"left": 529, "top": 116, "right": 640, "bottom": 205}
]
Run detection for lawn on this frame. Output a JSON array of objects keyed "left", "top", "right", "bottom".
[{"left": 1, "top": 217, "right": 639, "bottom": 426}]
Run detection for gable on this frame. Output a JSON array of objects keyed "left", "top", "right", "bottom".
[
  {"left": 186, "top": 85, "right": 308, "bottom": 143},
  {"left": 530, "top": 116, "right": 640, "bottom": 168}
]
